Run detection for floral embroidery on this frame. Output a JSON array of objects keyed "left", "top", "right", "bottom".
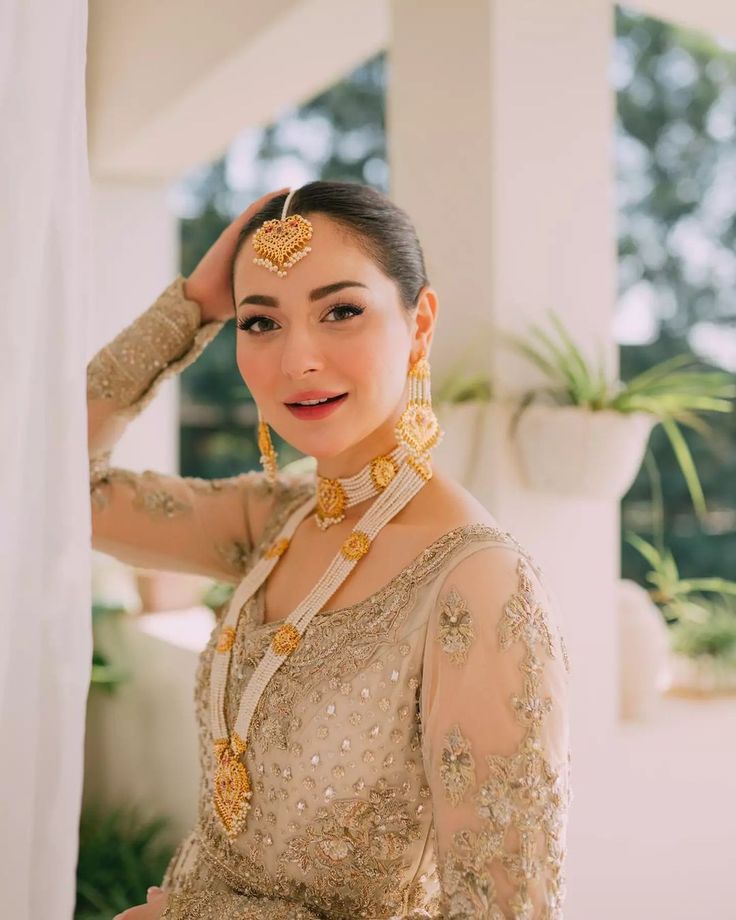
[
  {"left": 440, "top": 725, "right": 476, "bottom": 806},
  {"left": 161, "top": 889, "right": 323, "bottom": 919},
  {"left": 279, "top": 776, "right": 422, "bottom": 916},
  {"left": 215, "top": 539, "right": 251, "bottom": 577},
  {"left": 89, "top": 466, "right": 192, "bottom": 516},
  {"left": 437, "top": 556, "right": 569, "bottom": 920},
  {"left": 436, "top": 585, "right": 474, "bottom": 665}
]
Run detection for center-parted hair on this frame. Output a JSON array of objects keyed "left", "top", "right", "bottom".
[{"left": 230, "top": 181, "right": 429, "bottom": 312}]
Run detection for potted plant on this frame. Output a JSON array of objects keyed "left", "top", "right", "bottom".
[
  {"left": 76, "top": 802, "right": 175, "bottom": 920},
  {"left": 627, "top": 533, "right": 736, "bottom": 697},
  {"left": 502, "top": 311, "right": 736, "bottom": 505},
  {"left": 432, "top": 359, "right": 493, "bottom": 486}
]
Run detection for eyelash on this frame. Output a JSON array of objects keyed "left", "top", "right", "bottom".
[{"left": 236, "top": 303, "right": 364, "bottom": 335}]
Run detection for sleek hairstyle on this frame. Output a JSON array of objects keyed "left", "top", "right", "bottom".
[{"left": 230, "top": 180, "right": 429, "bottom": 312}]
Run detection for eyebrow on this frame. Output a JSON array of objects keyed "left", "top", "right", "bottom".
[{"left": 237, "top": 280, "right": 368, "bottom": 309}]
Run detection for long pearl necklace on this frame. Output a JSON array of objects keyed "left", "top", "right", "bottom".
[{"left": 209, "top": 450, "right": 432, "bottom": 840}]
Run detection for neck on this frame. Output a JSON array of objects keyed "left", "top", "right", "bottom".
[{"left": 315, "top": 433, "right": 400, "bottom": 481}]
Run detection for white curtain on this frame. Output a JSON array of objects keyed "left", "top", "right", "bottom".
[{"left": 0, "top": 1, "right": 91, "bottom": 917}]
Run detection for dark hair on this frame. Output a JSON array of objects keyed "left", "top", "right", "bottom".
[{"left": 230, "top": 181, "right": 429, "bottom": 312}]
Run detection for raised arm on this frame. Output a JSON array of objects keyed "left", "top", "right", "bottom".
[
  {"left": 87, "top": 275, "right": 261, "bottom": 583},
  {"left": 420, "top": 542, "right": 573, "bottom": 918}
]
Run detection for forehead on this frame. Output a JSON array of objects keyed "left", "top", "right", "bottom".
[{"left": 234, "top": 212, "right": 389, "bottom": 304}]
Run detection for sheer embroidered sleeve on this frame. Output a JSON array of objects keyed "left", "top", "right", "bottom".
[
  {"left": 87, "top": 275, "right": 262, "bottom": 583},
  {"left": 160, "top": 890, "right": 324, "bottom": 919},
  {"left": 420, "top": 542, "right": 573, "bottom": 919}
]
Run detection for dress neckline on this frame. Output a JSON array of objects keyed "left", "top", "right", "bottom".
[{"left": 254, "top": 521, "right": 518, "bottom": 629}]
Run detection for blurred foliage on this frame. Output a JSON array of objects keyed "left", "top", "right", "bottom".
[
  {"left": 75, "top": 803, "right": 175, "bottom": 920},
  {"left": 90, "top": 601, "right": 129, "bottom": 695},
  {"left": 670, "top": 600, "right": 736, "bottom": 660},
  {"left": 626, "top": 532, "right": 736, "bottom": 661},
  {"left": 615, "top": 8, "right": 736, "bottom": 583},
  {"left": 176, "top": 13, "right": 736, "bottom": 586}
]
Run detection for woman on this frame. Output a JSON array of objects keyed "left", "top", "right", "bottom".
[{"left": 90, "top": 181, "right": 572, "bottom": 920}]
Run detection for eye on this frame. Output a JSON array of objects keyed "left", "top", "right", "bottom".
[
  {"left": 236, "top": 314, "right": 278, "bottom": 334},
  {"left": 236, "top": 303, "right": 364, "bottom": 335},
  {"left": 323, "top": 303, "right": 364, "bottom": 322}
]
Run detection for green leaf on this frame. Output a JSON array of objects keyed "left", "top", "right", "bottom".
[{"left": 660, "top": 417, "right": 707, "bottom": 519}]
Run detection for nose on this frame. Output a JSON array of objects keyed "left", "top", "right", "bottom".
[{"left": 279, "top": 324, "right": 325, "bottom": 379}]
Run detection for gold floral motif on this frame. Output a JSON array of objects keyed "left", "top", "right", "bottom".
[
  {"left": 440, "top": 725, "right": 476, "bottom": 806},
  {"left": 436, "top": 586, "right": 474, "bottom": 665},
  {"left": 265, "top": 538, "right": 290, "bottom": 560},
  {"left": 369, "top": 455, "right": 398, "bottom": 489},
  {"left": 498, "top": 557, "right": 556, "bottom": 659},
  {"left": 316, "top": 477, "right": 346, "bottom": 520},
  {"left": 279, "top": 776, "right": 422, "bottom": 917},
  {"left": 89, "top": 466, "right": 193, "bottom": 517},
  {"left": 437, "top": 555, "right": 569, "bottom": 919},
  {"left": 216, "top": 626, "right": 236, "bottom": 653},
  {"left": 272, "top": 624, "right": 301, "bottom": 656},
  {"left": 395, "top": 403, "right": 441, "bottom": 457},
  {"left": 341, "top": 530, "right": 371, "bottom": 561}
]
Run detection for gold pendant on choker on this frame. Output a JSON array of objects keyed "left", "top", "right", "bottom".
[{"left": 315, "top": 452, "right": 401, "bottom": 529}]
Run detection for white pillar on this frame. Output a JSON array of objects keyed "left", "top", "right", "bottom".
[
  {"left": 389, "top": 1, "right": 617, "bottom": 914},
  {"left": 88, "top": 180, "right": 180, "bottom": 474}
]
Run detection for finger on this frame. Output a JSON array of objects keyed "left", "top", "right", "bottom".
[{"left": 146, "top": 886, "right": 162, "bottom": 901}]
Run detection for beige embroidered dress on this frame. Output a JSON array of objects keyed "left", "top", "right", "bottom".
[{"left": 87, "top": 276, "right": 573, "bottom": 920}]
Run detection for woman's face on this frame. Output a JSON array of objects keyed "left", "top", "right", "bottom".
[{"left": 232, "top": 213, "right": 436, "bottom": 466}]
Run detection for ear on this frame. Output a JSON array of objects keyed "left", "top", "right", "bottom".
[{"left": 410, "top": 286, "right": 439, "bottom": 361}]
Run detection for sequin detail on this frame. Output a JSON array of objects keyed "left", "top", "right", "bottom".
[
  {"left": 437, "top": 557, "right": 570, "bottom": 919},
  {"left": 436, "top": 585, "right": 475, "bottom": 665},
  {"left": 440, "top": 725, "right": 476, "bottom": 806}
]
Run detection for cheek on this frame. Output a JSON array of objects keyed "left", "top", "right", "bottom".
[{"left": 235, "top": 340, "right": 271, "bottom": 395}]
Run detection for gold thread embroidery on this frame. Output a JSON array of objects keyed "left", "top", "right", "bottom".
[
  {"left": 437, "top": 556, "right": 569, "bottom": 919},
  {"left": 439, "top": 725, "right": 476, "bottom": 806},
  {"left": 436, "top": 585, "right": 475, "bottom": 665}
]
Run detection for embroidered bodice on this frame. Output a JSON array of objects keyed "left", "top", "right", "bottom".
[{"left": 87, "top": 276, "right": 573, "bottom": 919}]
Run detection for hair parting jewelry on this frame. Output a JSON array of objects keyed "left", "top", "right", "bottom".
[{"left": 251, "top": 188, "right": 313, "bottom": 278}]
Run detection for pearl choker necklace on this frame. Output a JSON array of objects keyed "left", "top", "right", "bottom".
[{"left": 314, "top": 443, "right": 408, "bottom": 529}]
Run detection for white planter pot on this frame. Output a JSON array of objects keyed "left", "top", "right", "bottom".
[
  {"left": 618, "top": 579, "right": 670, "bottom": 721},
  {"left": 513, "top": 404, "right": 656, "bottom": 499},
  {"left": 668, "top": 653, "right": 736, "bottom": 697},
  {"left": 433, "top": 401, "right": 489, "bottom": 486}
]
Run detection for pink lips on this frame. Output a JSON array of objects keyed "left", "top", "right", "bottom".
[{"left": 285, "top": 393, "right": 348, "bottom": 420}]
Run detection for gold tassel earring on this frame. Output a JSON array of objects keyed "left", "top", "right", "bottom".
[
  {"left": 394, "top": 351, "right": 443, "bottom": 479},
  {"left": 256, "top": 404, "right": 279, "bottom": 485}
]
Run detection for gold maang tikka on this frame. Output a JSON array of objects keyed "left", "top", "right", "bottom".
[{"left": 251, "top": 188, "right": 313, "bottom": 278}]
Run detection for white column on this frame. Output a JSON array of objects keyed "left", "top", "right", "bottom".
[
  {"left": 389, "top": 1, "right": 617, "bottom": 914},
  {"left": 88, "top": 180, "right": 180, "bottom": 474}
]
